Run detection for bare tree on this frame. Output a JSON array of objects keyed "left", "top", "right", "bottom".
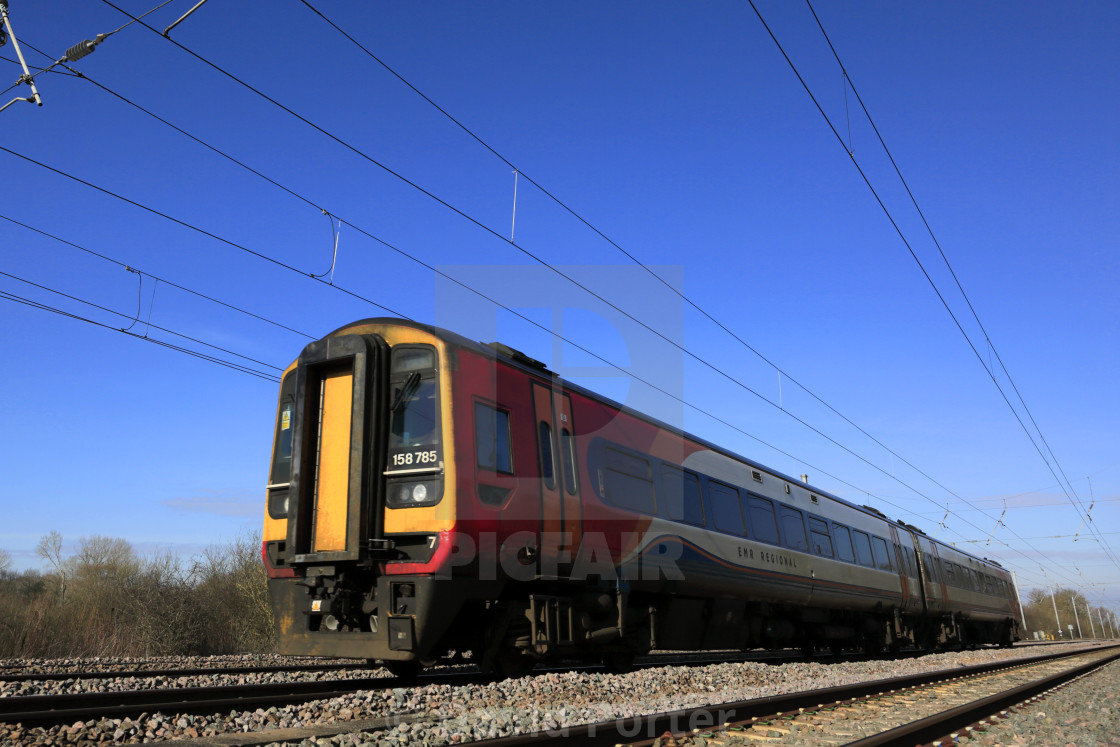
[
  {"left": 35, "top": 531, "right": 67, "bottom": 601},
  {"left": 73, "top": 535, "right": 138, "bottom": 582},
  {"left": 0, "top": 548, "right": 11, "bottom": 577}
]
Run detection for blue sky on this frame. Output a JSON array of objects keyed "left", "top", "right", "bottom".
[{"left": 1, "top": 1, "right": 1117, "bottom": 612}]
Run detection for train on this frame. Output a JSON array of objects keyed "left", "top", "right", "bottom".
[{"left": 261, "top": 317, "right": 1023, "bottom": 677}]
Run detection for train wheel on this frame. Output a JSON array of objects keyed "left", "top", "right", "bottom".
[{"left": 384, "top": 659, "right": 424, "bottom": 680}]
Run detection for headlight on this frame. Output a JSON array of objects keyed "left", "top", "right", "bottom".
[
  {"left": 267, "top": 487, "right": 289, "bottom": 518},
  {"left": 387, "top": 479, "right": 441, "bottom": 508}
]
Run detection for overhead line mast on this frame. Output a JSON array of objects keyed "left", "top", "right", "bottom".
[{"left": 0, "top": 0, "right": 42, "bottom": 112}]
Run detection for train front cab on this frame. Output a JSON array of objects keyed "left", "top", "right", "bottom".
[{"left": 261, "top": 322, "right": 467, "bottom": 667}]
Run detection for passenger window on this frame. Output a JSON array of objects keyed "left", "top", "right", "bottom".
[
  {"left": 779, "top": 506, "right": 808, "bottom": 552},
  {"left": 602, "top": 447, "right": 655, "bottom": 514},
  {"left": 808, "top": 517, "right": 833, "bottom": 558},
  {"left": 944, "top": 562, "right": 956, "bottom": 586},
  {"left": 709, "top": 481, "right": 745, "bottom": 535},
  {"left": 560, "top": 428, "right": 578, "bottom": 495},
  {"left": 747, "top": 495, "right": 780, "bottom": 545},
  {"left": 538, "top": 422, "right": 555, "bottom": 490},
  {"left": 852, "top": 530, "right": 874, "bottom": 567},
  {"left": 871, "top": 536, "right": 893, "bottom": 571},
  {"left": 832, "top": 524, "right": 855, "bottom": 563},
  {"left": 660, "top": 465, "right": 704, "bottom": 526},
  {"left": 475, "top": 403, "right": 513, "bottom": 474}
]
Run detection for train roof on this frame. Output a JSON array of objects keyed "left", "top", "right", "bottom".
[{"left": 327, "top": 317, "right": 1010, "bottom": 574}]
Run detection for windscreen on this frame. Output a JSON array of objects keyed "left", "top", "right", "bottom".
[{"left": 388, "top": 345, "right": 440, "bottom": 470}]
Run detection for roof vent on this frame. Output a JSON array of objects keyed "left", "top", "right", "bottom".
[
  {"left": 751, "top": 470, "right": 762, "bottom": 483},
  {"left": 485, "top": 341, "right": 549, "bottom": 372}
]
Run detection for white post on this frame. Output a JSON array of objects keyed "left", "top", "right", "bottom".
[{"left": 1050, "top": 587, "right": 1063, "bottom": 638}]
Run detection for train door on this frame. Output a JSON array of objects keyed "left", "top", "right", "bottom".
[
  {"left": 531, "top": 381, "right": 582, "bottom": 577},
  {"left": 916, "top": 536, "right": 949, "bottom": 615},
  {"left": 286, "top": 334, "right": 388, "bottom": 565},
  {"left": 888, "top": 526, "right": 921, "bottom": 613}
]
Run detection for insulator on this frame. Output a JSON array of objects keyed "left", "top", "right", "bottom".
[{"left": 65, "top": 39, "right": 96, "bottom": 61}]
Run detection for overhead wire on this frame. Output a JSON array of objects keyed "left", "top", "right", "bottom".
[
  {"left": 781, "top": 0, "right": 1119, "bottom": 573},
  {"left": 8, "top": 158, "right": 1094, "bottom": 600},
  {"left": 0, "top": 143, "right": 413, "bottom": 320},
  {"left": 88, "top": 0, "right": 1006, "bottom": 534},
  {"left": 0, "top": 282, "right": 281, "bottom": 383},
  {"left": 291, "top": 1, "right": 1112, "bottom": 589},
  {"left": 295, "top": 0, "right": 987, "bottom": 513},
  {"left": 21, "top": 4, "right": 1106, "bottom": 594},
  {"left": 0, "top": 268, "right": 283, "bottom": 374},
  {"left": 741, "top": 0, "right": 1120, "bottom": 577},
  {"left": 3, "top": 0, "right": 176, "bottom": 104},
  {"left": 0, "top": 141, "right": 994, "bottom": 553},
  {"left": 800, "top": 0, "right": 1112, "bottom": 568},
  {"left": 1, "top": 213, "right": 316, "bottom": 341}
]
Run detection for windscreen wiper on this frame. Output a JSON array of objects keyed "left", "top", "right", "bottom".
[{"left": 390, "top": 371, "right": 422, "bottom": 412}]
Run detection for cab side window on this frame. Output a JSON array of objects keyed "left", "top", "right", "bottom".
[{"left": 475, "top": 402, "right": 513, "bottom": 474}]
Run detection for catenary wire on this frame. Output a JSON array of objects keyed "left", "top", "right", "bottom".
[
  {"left": 0, "top": 143, "right": 997, "bottom": 553},
  {"left": 291, "top": 0, "right": 1103, "bottom": 581},
  {"left": 0, "top": 268, "right": 283, "bottom": 375},
  {"left": 288, "top": 6, "right": 1120, "bottom": 590},
  {"left": 7, "top": 0, "right": 177, "bottom": 94},
  {"left": 295, "top": 0, "right": 997, "bottom": 521},
  {"left": 0, "top": 287, "right": 280, "bottom": 383},
  {"left": 743, "top": 0, "right": 1119, "bottom": 574},
  {"left": 27, "top": 23, "right": 1097, "bottom": 593},
  {"left": 9, "top": 147, "right": 1100, "bottom": 595},
  {"left": 0, "top": 143, "right": 412, "bottom": 319},
  {"left": 1, "top": 213, "right": 316, "bottom": 341},
  {"left": 29, "top": 7, "right": 1103, "bottom": 591},
  {"left": 15, "top": 40, "right": 329, "bottom": 218},
  {"left": 87, "top": 1, "right": 1004, "bottom": 530},
  {"left": 801, "top": 0, "right": 1103, "bottom": 558}
]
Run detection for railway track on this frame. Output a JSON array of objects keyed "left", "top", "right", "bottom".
[
  {"left": 0, "top": 649, "right": 849, "bottom": 690},
  {"left": 0, "top": 643, "right": 1036, "bottom": 685},
  {"left": 2, "top": 644, "right": 1102, "bottom": 735},
  {"left": 459, "top": 644, "right": 1120, "bottom": 746},
  {"left": 0, "top": 670, "right": 490, "bottom": 728},
  {"left": 0, "top": 652, "right": 799, "bottom": 727},
  {"left": 0, "top": 661, "right": 369, "bottom": 684}
]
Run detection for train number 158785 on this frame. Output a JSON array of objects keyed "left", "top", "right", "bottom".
[{"left": 391, "top": 450, "right": 438, "bottom": 467}]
